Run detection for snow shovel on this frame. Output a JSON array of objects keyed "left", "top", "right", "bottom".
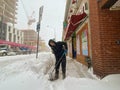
[{"left": 49, "top": 51, "right": 66, "bottom": 81}]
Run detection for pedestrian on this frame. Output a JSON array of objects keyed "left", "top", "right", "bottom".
[{"left": 48, "top": 39, "right": 68, "bottom": 80}]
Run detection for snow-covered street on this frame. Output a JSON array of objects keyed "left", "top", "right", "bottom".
[{"left": 0, "top": 52, "right": 120, "bottom": 90}]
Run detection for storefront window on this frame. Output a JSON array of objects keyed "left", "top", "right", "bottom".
[
  {"left": 81, "top": 29, "right": 88, "bottom": 56},
  {"left": 76, "top": 35, "right": 80, "bottom": 54}
]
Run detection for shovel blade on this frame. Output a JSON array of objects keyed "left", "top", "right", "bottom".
[{"left": 48, "top": 72, "right": 54, "bottom": 81}]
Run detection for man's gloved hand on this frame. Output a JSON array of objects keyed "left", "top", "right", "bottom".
[
  {"left": 64, "top": 49, "right": 67, "bottom": 55},
  {"left": 63, "top": 45, "right": 67, "bottom": 50},
  {"left": 62, "top": 45, "right": 67, "bottom": 55}
]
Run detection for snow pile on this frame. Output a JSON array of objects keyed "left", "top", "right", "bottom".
[
  {"left": 0, "top": 52, "right": 120, "bottom": 90},
  {"left": 102, "top": 74, "right": 120, "bottom": 88},
  {"left": 64, "top": 76, "right": 120, "bottom": 90},
  {"left": 30, "top": 52, "right": 55, "bottom": 75},
  {"left": 0, "top": 52, "right": 54, "bottom": 82},
  {"left": 0, "top": 52, "right": 54, "bottom": 90}
]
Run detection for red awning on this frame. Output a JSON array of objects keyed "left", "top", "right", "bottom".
[
  {"left": 0, "top": 40, "right": 36, "bottom": 49},
  {"left": 64, "top": 12, "right": 87, "bottom": 40},
  {"left": 0, "top": 40, "right": 21, "bottom": 47}
]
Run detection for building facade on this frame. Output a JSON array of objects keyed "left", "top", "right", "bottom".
[
  {"left": 21, "top": 29, "right": 37, "bottom": 47},
  {"left": 0, "top": 23, "right": 24, "bottom": 44},
  {"left": 0, "top": 0, "right": 18, "bottom": 24},
  {"left": 21, "top": 29, "right": 49, "bottom": 52},
  {"left": 0, "top": 0, "right": 18, "bottom": 40},
  {"left": 63, "top": 0, "right": 120, "bottom": 78},
  {"left": 6, "top": 24, "right": 24, "bottom": 44}
]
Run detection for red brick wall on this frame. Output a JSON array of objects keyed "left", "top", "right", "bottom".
[
  {"left": 99, "top": 0, "right": 108, "bottom": 8},
  {"left": 89, "top": 0, "right": 120, "bottom": 77}
]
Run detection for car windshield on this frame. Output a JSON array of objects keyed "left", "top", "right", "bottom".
[{"left": 0, "top": 45, "right": 8, "bottom": 50}]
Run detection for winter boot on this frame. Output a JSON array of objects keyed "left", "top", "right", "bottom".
[{"left": 62, "top": 73, "right": 66, "bottom": 79}]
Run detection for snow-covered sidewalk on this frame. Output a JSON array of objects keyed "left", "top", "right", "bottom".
[{"left": 0, "top": 52, "right": 120, "bottom": 90}]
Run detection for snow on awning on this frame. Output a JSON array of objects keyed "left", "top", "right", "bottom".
[
  {"left": 110, "top": 0, "right": 120, "bottom": 10},
  {"left": 64, "top": 12, "right": 87, "bottom": 40}
]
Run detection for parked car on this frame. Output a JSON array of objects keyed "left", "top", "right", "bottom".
[
  {"left": 0, "top": 44, "right": 8, "bottom": 56},
  {"left": 0, "top": 49, "right": 8, "bottom": 56},
  {"left": 0, "top": 44, "right": 17, "bottom": 56}
]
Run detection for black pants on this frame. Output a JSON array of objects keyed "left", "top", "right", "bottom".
[{"left": 55, "top": 55, "right": 66, "bottom": 74}]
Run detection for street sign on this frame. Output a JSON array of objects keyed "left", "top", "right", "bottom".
[
  {"left": 36, "top": 6, "right": 44, "bottom": 59},
  {"left": 39, "top": 6, "right": 44, "bottom": 23},
  {"left": 36, "top": 23, "right": 40, "bottom": 32}
]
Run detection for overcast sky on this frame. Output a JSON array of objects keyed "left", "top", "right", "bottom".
[{"left": 16, "top": 0, "right": 66, "bottom": 44}]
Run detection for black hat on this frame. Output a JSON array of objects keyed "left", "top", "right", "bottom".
[{"left": 48, "top": 39, "right": 56, "bottom": 47}]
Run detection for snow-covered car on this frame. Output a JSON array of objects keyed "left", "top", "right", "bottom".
[
  {"left": 0, "top": 49, "right": 17, "bottom": 56},
  {"left": 0, "top": 44, "right": 8, "bottom": 56},
  {"left": 0, "top": 44, "right": 17, "bottom": 56},
  {"left": 0, "top": 49, "right": 8, "bottom": 56}
]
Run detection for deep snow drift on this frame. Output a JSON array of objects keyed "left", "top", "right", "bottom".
[{"left": 0, "top": 52, "right": 120, "bottom": 90}]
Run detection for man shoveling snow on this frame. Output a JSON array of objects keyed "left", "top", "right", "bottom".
[{"left": 48, "top": 39, "right": 68, "bottom": 81}]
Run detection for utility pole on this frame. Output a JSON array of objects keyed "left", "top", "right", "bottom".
[{"left": 36, "top": 6, "right": 44, "bottom": 59}]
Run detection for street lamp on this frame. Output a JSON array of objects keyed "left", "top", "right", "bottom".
[{"left": 46, "top": 25, "right": 56, "bottom": 41}]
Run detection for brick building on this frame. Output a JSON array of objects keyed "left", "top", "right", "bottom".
[
  {"left": 21, "top": 29, "right": 48, "bottom": 52},
  {"left": 21, "top": 29, "right": 37, "bottom": 47},
  {"left": 63, "top": 0, "right": 120, "bottom": 78}
]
